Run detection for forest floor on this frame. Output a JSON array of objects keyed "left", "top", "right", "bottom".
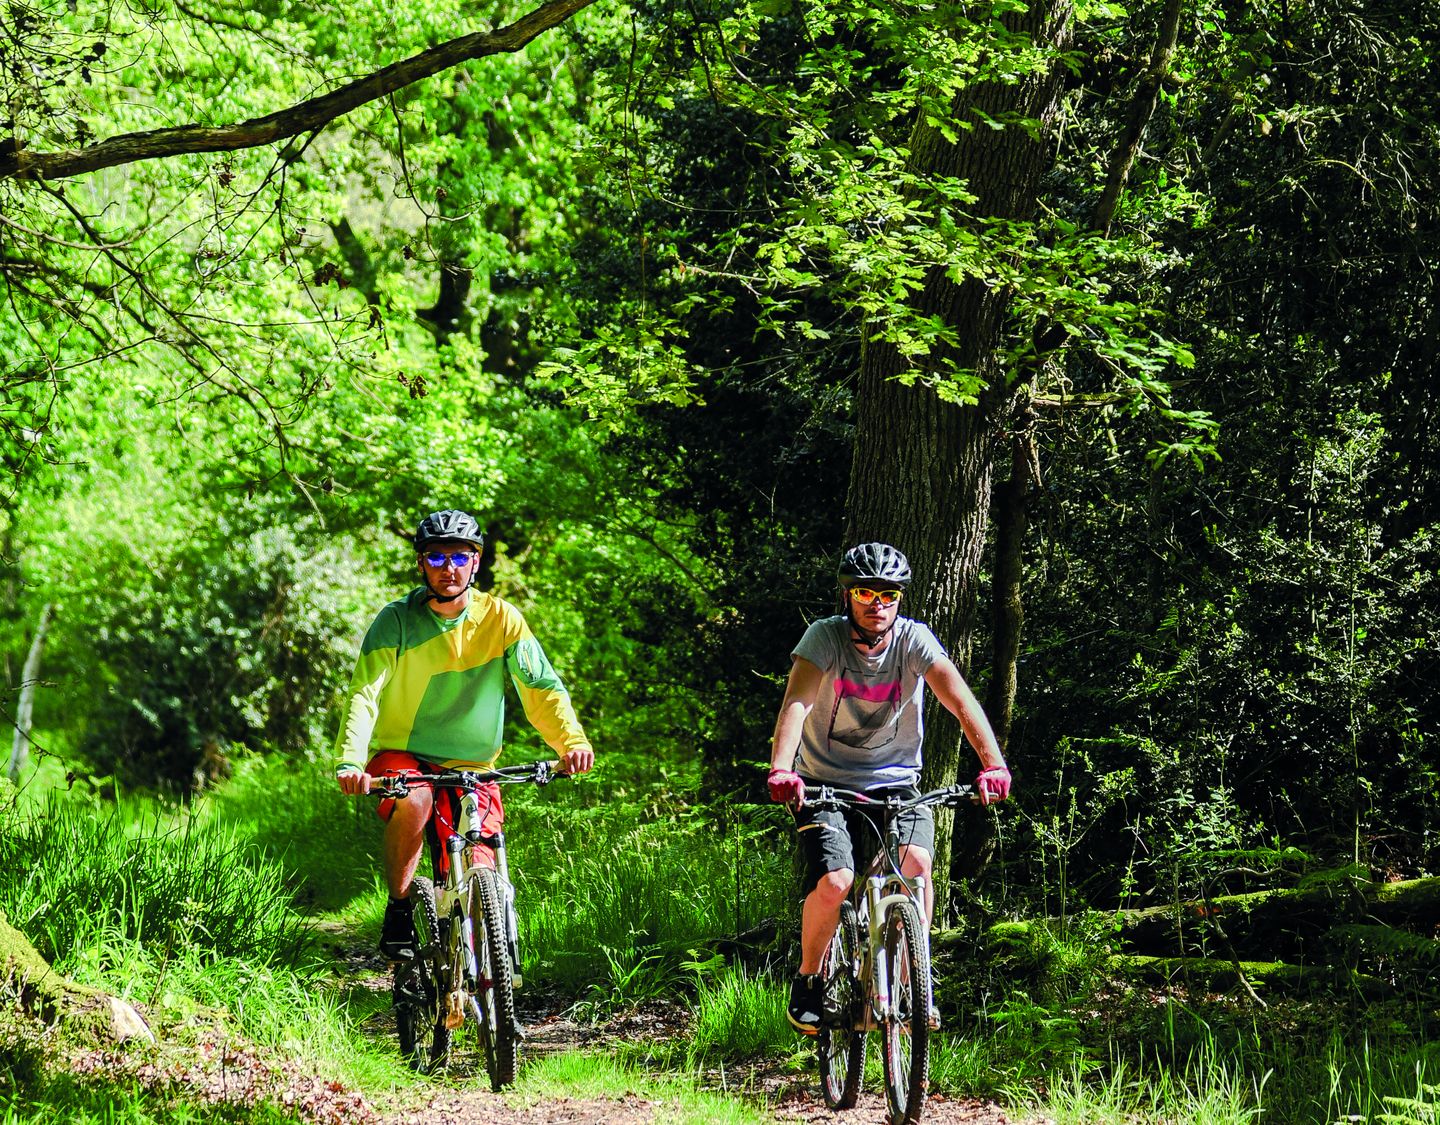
[
  {"left": 379, "top": 990, "right": 1021, "bottom": 1125},
  {"left": 54, "top": 932, "right": 1024, "bottom": 1125}
]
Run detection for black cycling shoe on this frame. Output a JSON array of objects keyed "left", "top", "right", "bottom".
[
  {"left": 787, "top": 973, "right": 824, "bottom": 1035},
  {"left": 379, "top": 897, "right": 416, "bottom": 961}
]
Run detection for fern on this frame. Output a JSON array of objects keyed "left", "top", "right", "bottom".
[
  {"left": 1323, "top": 924, "right": 1440, "bottom": 971},
  {"left": 1296, "top": 863, "right": 1372, "bottom": 890},
  {"left": 1381, "top": 1081, "right": 1440, "bottom": 1124}
]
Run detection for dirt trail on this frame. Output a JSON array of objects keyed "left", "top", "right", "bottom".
[
  {"left": 63, "top": 937, "right": 1022, "bottom": 1125},
  {"left": 369, "top": 982, "right": 1021, "bottom": 1125},
  {"left": 379, "top": 1003, "right": 1020, "bottom": 1125}
]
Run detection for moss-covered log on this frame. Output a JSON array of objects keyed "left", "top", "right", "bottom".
[
  {"left": 1107, "top": 954, "right": 1392, "bottom": 1000},
  {"left": 1112, "top": 876, "right": 1440, "bottom": 960},
  {"left": 0, "top": 911, "right": 152, "bottom": 1043}
]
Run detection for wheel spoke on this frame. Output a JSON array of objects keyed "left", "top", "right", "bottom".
[
  {"left": 470, "top": 868, "right": 519, "bottom": 1091},
  {"left": 394, "top": 877, "right": 451, "bottom": 1074}
]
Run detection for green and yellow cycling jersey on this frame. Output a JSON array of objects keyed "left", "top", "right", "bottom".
[{"left": 333, "top": 587, "right": 590, "bottom": 772}]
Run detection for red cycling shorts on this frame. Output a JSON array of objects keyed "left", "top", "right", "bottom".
[{"left": 367, "top": 750, "right": 505, "bottom": 876}]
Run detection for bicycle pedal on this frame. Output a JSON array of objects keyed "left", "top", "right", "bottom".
[{"left": 444, "top": 991, "right": 466, "bottom": 1030}]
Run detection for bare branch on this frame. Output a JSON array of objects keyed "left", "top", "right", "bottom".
[{"left": 0, "top": 0, "right": 598, "bottom": 182}]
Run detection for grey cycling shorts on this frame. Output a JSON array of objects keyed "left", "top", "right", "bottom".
[{"left": 792, "top": 783, "right": 935, "bottom": 896}]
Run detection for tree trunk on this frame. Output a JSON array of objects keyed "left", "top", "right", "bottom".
[
  {"left": 1092, "top": 0, "right": 1186, "bottom": 236},
  {"left": 7, "top": 602, "right": 52, "bottom": 782},
  {"left": 844, "top": 0, "right": 1073, "bottom": 914},
  {"left": 986, "top": 421, "right": 1039, "bottom": 750}
]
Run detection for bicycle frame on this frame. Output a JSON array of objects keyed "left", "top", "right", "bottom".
[
  {"left": 821, "top": 787, "right": 939, "bottom": 1028},
  {"left": 374, "top": 761, "right": 558, "bottom": 1086},
  {"left": 435, "top": 787, "right": 510, "bottom": 1027},
  {"left": 855, "top": 857, "right": 927, "bottom": 1028},
  {"left": 806, "top": 782, "right": 976, "bottom": 1124}
]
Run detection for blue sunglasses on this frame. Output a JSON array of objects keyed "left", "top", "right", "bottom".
[{"left": 422, "top": 551, "right": 476, "bottom": 568}]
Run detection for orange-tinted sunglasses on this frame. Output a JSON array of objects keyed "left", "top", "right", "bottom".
[{"left": 849, "top": 587, "right": 902, "bottom": 606}]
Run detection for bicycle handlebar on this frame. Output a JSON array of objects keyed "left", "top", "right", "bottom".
[
  {"left": 369, "top": 760, "right": 566, "bottom": 799},
  {"left": 802, "top": 783, "right": 978, "bottom": 812}
]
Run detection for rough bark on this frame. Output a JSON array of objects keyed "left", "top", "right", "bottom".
[
  {"left": 844, "top": 0, "right": 1074, "bottom": 916},
  {"left": 0, "top": 0, "right": 597, "bottom": 182},
  {"left": 986, "top": 423, "right": 1039, "bottom": 751}
]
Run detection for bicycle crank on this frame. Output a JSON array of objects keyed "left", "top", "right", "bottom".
[{"left": 445, "top": 989, "right": 467, "bottom": 1029}]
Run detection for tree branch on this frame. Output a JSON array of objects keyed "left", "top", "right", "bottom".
[
  {"left": 1091, "top": 0, "right": 1184, "bottom": 236},
  {"left": 0, "top": 0, "right": 598, "bottom": 182}
]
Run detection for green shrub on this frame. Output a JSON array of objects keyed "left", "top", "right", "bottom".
[{"left": 74, "top": 521, "right": 386, "bottom": 788}]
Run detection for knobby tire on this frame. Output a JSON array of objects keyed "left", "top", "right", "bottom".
[
  {"left": 393, "top": 876, "right": 450, "bottom": 1073},
  {"left": 471, "top": 867, "right": 519, "bottom": 1090},
  {"left": 818, "top": 901, "right": 865, "bottom": 1109},
  {"left": 880, "top": 899, "right": 930, "bottom": 1125}
]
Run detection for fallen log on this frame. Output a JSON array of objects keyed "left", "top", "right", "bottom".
[
  {"left": 1113, "top": 875, "right": 1440, "bottom": 960},
  {"left": 1107, "top": 954, "right": 1392, "bottom": 1001},
  {"left": 1, "top": 910, "right": 153, "bottom": 1044}
]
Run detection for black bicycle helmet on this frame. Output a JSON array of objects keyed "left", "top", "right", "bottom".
[
  {"left": 837, "top": 542, "right": 912, "bottom": 589},
  {"left": 414, "top": 509, "right": 485, "bottom": 551}
]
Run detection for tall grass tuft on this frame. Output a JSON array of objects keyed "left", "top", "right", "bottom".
[
  {"left": 198, "top": 758, "right": 383, "bottom": 914},
  {"left": 0, "top": 794, "right": 309, "bottom": 970},
  {"left": 686, "top": 966, "right": 793, "bottom": 1063},
  {"left": 1037, "top": 1046, "right": 1267, "bottom": 1125},
  {"left": 516, "top": 1050, "right": 773, "bottom": 1125}
]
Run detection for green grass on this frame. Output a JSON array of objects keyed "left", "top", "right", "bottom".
[
  {"left": 1034, "top": 1052, "right": 1266, "bottom": 1125},
  {"left": 687, "top": 966, "right": 795, "bottom": 1064},
  {"left": 0, "top": 762, "right": 409, "bottom": 1100},
  {"left": 14, "top": 755, "right": 1440, "bottom": 1125},
  {"left": 197, "top": 757, "right": 385, "bottom": 914},
  {"left": 513, "top": 1051, "right": 775, "bottom": 1125},
  {"left": 0, "top": 793, "right": 309, "bottom": 969},
  {"left": 505, "top": 799, "right": 797, "bottom": 994}
]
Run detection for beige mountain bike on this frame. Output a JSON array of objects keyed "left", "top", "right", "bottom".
[{"left": 807, "top": 783, "right": 976, "bottom": 1125}]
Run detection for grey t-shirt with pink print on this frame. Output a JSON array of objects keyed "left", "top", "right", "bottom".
[{"left": 791, "top": 615, "right": 946, "bottom": 790}]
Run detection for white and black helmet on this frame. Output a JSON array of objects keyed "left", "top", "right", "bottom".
[
  {"left": 414, "top": 509, "right": 485, "bottom": 551},
  {"left": 837, "top": 542, "right": 912, "bottom": 589}
]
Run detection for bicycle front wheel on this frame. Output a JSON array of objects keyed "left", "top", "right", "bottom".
[
  {"left": 817, "top": 901, "right": 865, "bottom": 1109},
  {"left": 469, "top": 867, "right": 519, "bottom": 1090},
  {"left": 880, "top": 898, "right": 930, "bottom": 1125},
  {"left": 393, "top": 876, "right": 451, "bottom": 1073}
]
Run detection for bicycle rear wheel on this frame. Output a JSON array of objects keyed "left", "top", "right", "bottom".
[
  {"left": 880, "top": 898, "right": 930, "bottom": 1125},
  {"left": 817, "top": 901, "right": 864, "bottom": 1108},
  {"left": 393, "top": 877, "right": 451, "bottom": 1073},
  {"left": 470, "top": 867, "right": 519, "bottom": 1090}
]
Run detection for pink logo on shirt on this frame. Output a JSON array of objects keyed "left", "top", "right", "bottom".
[{"left": 834, "top": 678, "right": 902, "bottom": 703}]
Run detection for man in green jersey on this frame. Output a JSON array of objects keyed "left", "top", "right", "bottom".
[{"left": 334, "top": 509, "right": 594, "bottom": 959}]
